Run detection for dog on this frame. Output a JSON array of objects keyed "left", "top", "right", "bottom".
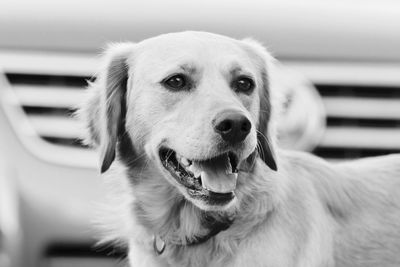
[{"left": 79, "top": 31, "right": 400, "bottom": 267}]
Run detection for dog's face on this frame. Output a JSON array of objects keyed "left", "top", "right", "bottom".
[{"left": 85, "top": 32, "right": 277, "bottom": 212}]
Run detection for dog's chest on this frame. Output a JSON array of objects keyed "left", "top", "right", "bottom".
[
  {"left": 128, "top": 232, "right": 295, "bottom": 267},
  {"left": 228, "top": 235, "right": 296, "bottom": 267}
]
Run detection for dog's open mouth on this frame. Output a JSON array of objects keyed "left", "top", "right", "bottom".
[{"left": 159, "top": 148, "right": 239, "bottom": 205}]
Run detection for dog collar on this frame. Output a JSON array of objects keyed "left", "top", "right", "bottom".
[{"left": 153, "top": 219, "right": 232, "bottom": 255}]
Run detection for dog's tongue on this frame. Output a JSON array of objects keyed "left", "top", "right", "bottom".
[{"left": 197, "top": 155, "right": 237, "bottom": 193}]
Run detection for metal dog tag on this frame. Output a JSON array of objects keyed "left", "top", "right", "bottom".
[{"left": 153, "top": 235, "right": 166, "bottom": 255}]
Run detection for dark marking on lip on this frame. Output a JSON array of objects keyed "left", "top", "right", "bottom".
[{"left": 186, "top": 210, "right": 235, "bottom": 245}]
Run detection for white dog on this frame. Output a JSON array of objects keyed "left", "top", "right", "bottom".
[{"left": 79, "top": 31, "right": 400, "bottom": 267}]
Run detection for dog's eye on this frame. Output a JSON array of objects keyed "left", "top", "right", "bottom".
[
  {"left": 234, "top": 77, "right": 255, "bottom": 93},
  {"left": 163, "top": 74, "right": 187, "bottom": 90}
]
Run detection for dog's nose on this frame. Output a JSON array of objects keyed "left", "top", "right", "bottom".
[{"left": 213, "top": 110, "right": 251, "bottom": 144}]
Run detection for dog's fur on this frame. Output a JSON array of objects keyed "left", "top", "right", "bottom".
[{"left": 79, "top": 31, "right": 400, "bottom": 267}]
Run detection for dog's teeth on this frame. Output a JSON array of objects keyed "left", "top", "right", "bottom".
[
  {"left": 226, "top": 159, "right": 233, "bottom": 174},
  {"left": 226, "top": 169, "right": 238, "bottom": 175},
  {"left": 187, "top": 164, "right": 201, "bottom": 177},
  {"left": 180, "top": 157, "right": 191, "bottom": 167},
  {"left": 188, "top": 189, "right": 196, "bottom": 194},
  {"left": 201, "top": 179, "right": 207, "bottom": 190}
]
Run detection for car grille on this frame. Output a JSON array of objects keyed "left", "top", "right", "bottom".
[
  {"left": 2, "top": 52, "right": 400, "bottom": 162},
  {"left": 0, "top": 51, "right": 97, "bottom": 152},
  {"left": 6, "top": 72, "right": 91, "bottom": 148},
  {"left": 289, "top": 62, "right": 400, "bottom": 159},
  {"left": 313, "top": 84, "right": 400, "bottom": 158}
]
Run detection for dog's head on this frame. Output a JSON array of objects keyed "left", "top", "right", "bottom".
[{"left": 82, "top": 32, "right": 277, "bottom": 211}]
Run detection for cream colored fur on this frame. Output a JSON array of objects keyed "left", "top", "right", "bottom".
[{"left": 79, "top": 31, "right": 400, "bottom": 267}]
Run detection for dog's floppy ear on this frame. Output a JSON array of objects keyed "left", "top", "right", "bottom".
[
  {"left": 79, "top": 43, "right": 135, "bottom": 173},
  {"left": 241, "top": 39, "right": 278, "bottom": 171}
]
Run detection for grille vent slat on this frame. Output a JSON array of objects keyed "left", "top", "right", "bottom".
[
  {"left": 321, "top": 127, "right": 400, "bottom": 149},
  {"left": 313, "top": 147, "right": 400, "bottom": 159},
  {"left": 323, "top": 97, "right": 400, "bottom": 120},
  {"left": 316, "top": 84, "right": 400, "bottom": 98},
  {"left": 29, "top": 115, "right": 84, "bottom": 139},
  {"left": 14, "top": 85, "right": 86, "bottom": 109},
  {"left": 327, "top": 117, "right": 400, "bottom": 128},
  {"left": 314, "top": 83, "right": 400, "bottom": 159},
  {"left": 7, "top": 73, "right": 91, "bottom": 87}
]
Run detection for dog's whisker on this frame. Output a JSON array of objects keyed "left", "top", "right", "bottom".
[
  {"left": 165, "top": 150, "right": 174, "bottom": 163},
  {"left": 256, "top": 141, "right": 265, "bottom": 162},
  {"left": 256, "top": 130, "right": 267, "bottom": 161},
  {"left": 258, "top": 109, "right": 270, "bottom": 114},
  {"left": 256, "top": 129, "right": 268, "bottom": 141},
  {"left": 138, "top": 158, "right": 150, "bottom": 180},
  {"left": 104, "top": 87, "right": 121, "bottom": 106},
  {"left": 123, "top": 152, "right": 148, "bottom": 165}
]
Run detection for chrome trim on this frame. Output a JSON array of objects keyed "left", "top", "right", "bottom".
[
  {"left": 28, "top": 115, "right": 84, "bottom": 139},
  {"left": 286, "top": 61, "right": 400, "bottom": 86},
  {"left": 0, "top": 161, "right": 20, "bottom": 267},
  {"left": 323, "top": 97, "right": 400, "bottom": 119},
  {"left": 321, "top": 127, "right": 400, "bottom": 149},
  {"left": 13, "top": 85, "right": 86, "bottom": 109},
  {"left": 0, "top": 51, "right": 97, "bottom": 76}
]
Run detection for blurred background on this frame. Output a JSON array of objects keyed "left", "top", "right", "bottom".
[{"left": 1, "top": 0, "right": 400, "bottom": 266}]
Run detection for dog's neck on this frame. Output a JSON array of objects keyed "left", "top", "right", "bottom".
[
  {"left": 121, "top": 157, "right": 276, "bottom": 266},
  {"left": 133, "top": 184, "right": 236, "bottom": 248}
]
